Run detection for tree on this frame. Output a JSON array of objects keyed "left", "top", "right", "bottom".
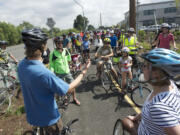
[
  {"left": 18, "top": 21, "right": 34, "bottom": 30},
  {"left": 73, "top": 14, "right": 89, "bottom": 31},
  {"left": 87, "top": 24, "right": 95, "bottom": 31}
]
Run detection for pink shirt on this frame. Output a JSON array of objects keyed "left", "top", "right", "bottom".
[{"left": 158, "top": 33, "right": 174, "bottom": 49}]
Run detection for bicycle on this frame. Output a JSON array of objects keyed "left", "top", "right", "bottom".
[
  {"left": 117, "top": 62, "right": 151, "bottom": 107},
  {"left": 0, "top": 61, "right": 20, "bottom": 114},
  {"left": 70, "top": 53, "right": 83, "bottom": 78},
  {"left": 23, "top": 118, "right": 79, "bottom": 135},
  {"left": 100, "top": 60, "right": 116, "bottom": 92},
  {"left": 113, "top": 119, "right": 130, "bottom": 135}
]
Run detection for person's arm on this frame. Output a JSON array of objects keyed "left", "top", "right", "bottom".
[
  {"left": 103, "top": 52, "right": 113, "bottom": 58},
  {"left": 68, "top": 60, "right": 91, "bottom": 93},
  {"left": 127, "top": 57, "right": 133, "bottom": 67},
  {"left": 127, "top": 113, "right": 141, "bottom": 123},
  {"left": 163, "top": 125, "right": 180, "bottom": 135},
  {"left": 170, "top": 35, "right": 177, "bottom": 50},
  {"left": 9, "top": 53, "right": 18, "bottom": 63},
  {"left": 155, "top": 35, "right": 160, "bottom": 48},
  {"left": 49, "top": 52, "right": 55, "bottom": 72}
]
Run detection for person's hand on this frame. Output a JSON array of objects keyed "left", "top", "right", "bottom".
[
  {"left": 101, "top": 56, "right": 104, "bottom": 59},
  {"left": 173, "top": 47, "right": 178, "bottom": 51},
  {"left": 127, "top": 115, "right": 136, "bottom": 121},
  {"left": 85, "top": 59, "right": 91, "bottom": 69},
  {"left": 81, "top": 60, "right": 91, "bottom": 75}
]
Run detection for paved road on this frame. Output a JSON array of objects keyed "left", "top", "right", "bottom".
[{"left": 8, "top": 40, "right": 139, "bottom": 135}]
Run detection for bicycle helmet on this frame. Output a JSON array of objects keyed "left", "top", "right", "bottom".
[
  {"left": 128, "top": 28, "right": 135, "bottom": 33},
  {"left": 54, "top": 36, "right": 63, "bottom": 44},
  {"left": 104, "top": 38, "right": 111, "bottom": 43},
  {"left": 0, "top": 40, "right": 8, "bottom": 46},
  {"left": 141, "top": 48, "right": 180, "bottom": 79},
  {"left": 161, "top": 23, "right": 171, "bottom": 29},
  {"left": 22, "top": 28, "right": 48, "bottom": 48},
  {"left": 122, "top": 47, "right": 130, "bottom": 53}
]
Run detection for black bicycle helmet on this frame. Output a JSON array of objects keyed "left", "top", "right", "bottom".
[
  {"left": 22, "top": 28, "right": 48, "bottom": 48},
  {"left": 0, "top": 40, "right": 8, "bottom": 46},
  {"left": 53, "top": 36, "right": 63, "bottom": 44}
]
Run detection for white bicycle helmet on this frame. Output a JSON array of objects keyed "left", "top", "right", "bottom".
[{"left": 122, "top": 47, "right": 130, "bottom": 53}]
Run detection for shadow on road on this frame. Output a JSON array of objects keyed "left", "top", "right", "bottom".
[{"left": 114, "top": 94, "right": 132, "bottom": 112}]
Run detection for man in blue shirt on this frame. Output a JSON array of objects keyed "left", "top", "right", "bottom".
[
  {"left": 110, "top": 31, "right": 118, "bottom": 55},
  {"left": 18, "top": 28, "right": 90, "bottom": 134}
]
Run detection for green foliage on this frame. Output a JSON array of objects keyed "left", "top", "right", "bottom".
[
  {"left": 60, "top": 28, "right": 80, "bottom": 36},
  {"left": 14, "top": 105, "right": 25, "bottom": 116},
  {"left": 87, "top": 24, "right": 95, "bottom": 31},
  {"left": 73, "top": 14, "right": 89, "bottom": 31},
  {"left": 173, "top": 31, "right": 180, "bottom": 41},
  {"left": 138, "top": 30, "right": 146, "bottom": 42}
]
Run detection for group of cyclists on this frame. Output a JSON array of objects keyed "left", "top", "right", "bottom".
[{"left": 0, "top": 22, "right": 180, "bottom": 134}]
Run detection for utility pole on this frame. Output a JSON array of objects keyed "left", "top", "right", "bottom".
[
  {"left": 100, "top": 12, "right": 102, "bottom": 27},
  {"left": 129, "top": 0, "right": 136, "bottom": 30}
]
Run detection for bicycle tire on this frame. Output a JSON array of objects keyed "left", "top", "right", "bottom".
[
  {"left": 0, "top": 88, "right": 12, "bottom": 114},
  {"left": 101, "top": 72, "right": 112, "bottom": 91},
  {"left": 113, "top": 119, "right": 130, "bottom": 135},
  {"left": 23, "top": 130, "right": 35, "bottom": 135},
  {"left": 131, "top": 86, "right": 151, "bottom": 107}
]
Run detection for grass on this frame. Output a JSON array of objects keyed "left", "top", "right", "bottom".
[{"left": 14, "top": 105, "right": 25, "bottom": 116}]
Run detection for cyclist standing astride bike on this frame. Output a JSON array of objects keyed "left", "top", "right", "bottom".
[
  {"left": 121, "top": 48, "right": 180, "bottom": 135},
  {"left": 82, "top": 36, "right": 91, "bottom": 61},
  {"left": 119, "top": 47, "right": 133, "bottom": 94},
  {"left": 155, "top": 23, "right": 177, "bottom": 50},
  {"left": 18, "top": 29, "right": 90, "bottom": 134},
  {"left": 0, "top": 40, "right": 18, "bottom": 64},
  {"left": 95, "top": 38, "right": 118, "bottom": 80},
  {"left": 123, "top": 28, "right": 139, "bottom": 65},
  {"left": 50, "top": 37, "right": 81, "bottom": 106},
  {"left": 110, "top": 31, "right": 118, "bottom": 55}
]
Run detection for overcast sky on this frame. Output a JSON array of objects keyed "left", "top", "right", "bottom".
[{"left": 0, "top": 0, "right": 171, "bottom": 29}]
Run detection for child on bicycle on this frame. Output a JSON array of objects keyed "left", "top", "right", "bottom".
[
  {"left": 0, "top": 40, "right": 18, "bottom": 64},
  {"left": 119, "top": 47, "right": 133, "bottom": 93},
  {"left": 121, "top": 48, "right": 180, "bottom": 135}
]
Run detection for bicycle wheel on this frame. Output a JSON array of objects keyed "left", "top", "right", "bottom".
[
  {"left": 23, "top": 130, "right": 35, "bottom": 135},
  {"left": 131, "top": 86, "right": 151, "bottom": 107},
  {"left": 101, "top": 72, "right": 112, "bottom": 91},
  {"left": 0, "top": 88, "right": 12, "bottom": 114},
  {"left": 113, "top": 119, "right": 130, "bottom": 135}
]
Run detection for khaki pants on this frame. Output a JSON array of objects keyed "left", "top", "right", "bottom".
[{"left": 43, "top": 119, "right": 63, "bottom": 135}]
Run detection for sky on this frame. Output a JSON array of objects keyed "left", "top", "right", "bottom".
[{"left": 0, "top": 0, "right": 172, "bottom": 29}]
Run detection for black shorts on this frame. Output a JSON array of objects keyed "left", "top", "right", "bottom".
[{"left": 83, "top": 49, "right": 90, "bottom": 54}]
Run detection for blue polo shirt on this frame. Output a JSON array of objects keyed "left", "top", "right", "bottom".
[
  {"left": 82, "top": 41, "right": 90, "bottom": 50},
  {"left": 110, "top": 35, "right": 118, "bottom": 47},
  {"left": 18, "top": 58, "right": 69, "bottom": 127}
]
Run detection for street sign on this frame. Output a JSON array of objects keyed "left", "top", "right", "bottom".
[{"left": 46, "top": 18, "right": 56, "bottom": 28}]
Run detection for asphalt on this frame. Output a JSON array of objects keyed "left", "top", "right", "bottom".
[{"left": 8, "top": 40, "right": 139, "bottom": 135}]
